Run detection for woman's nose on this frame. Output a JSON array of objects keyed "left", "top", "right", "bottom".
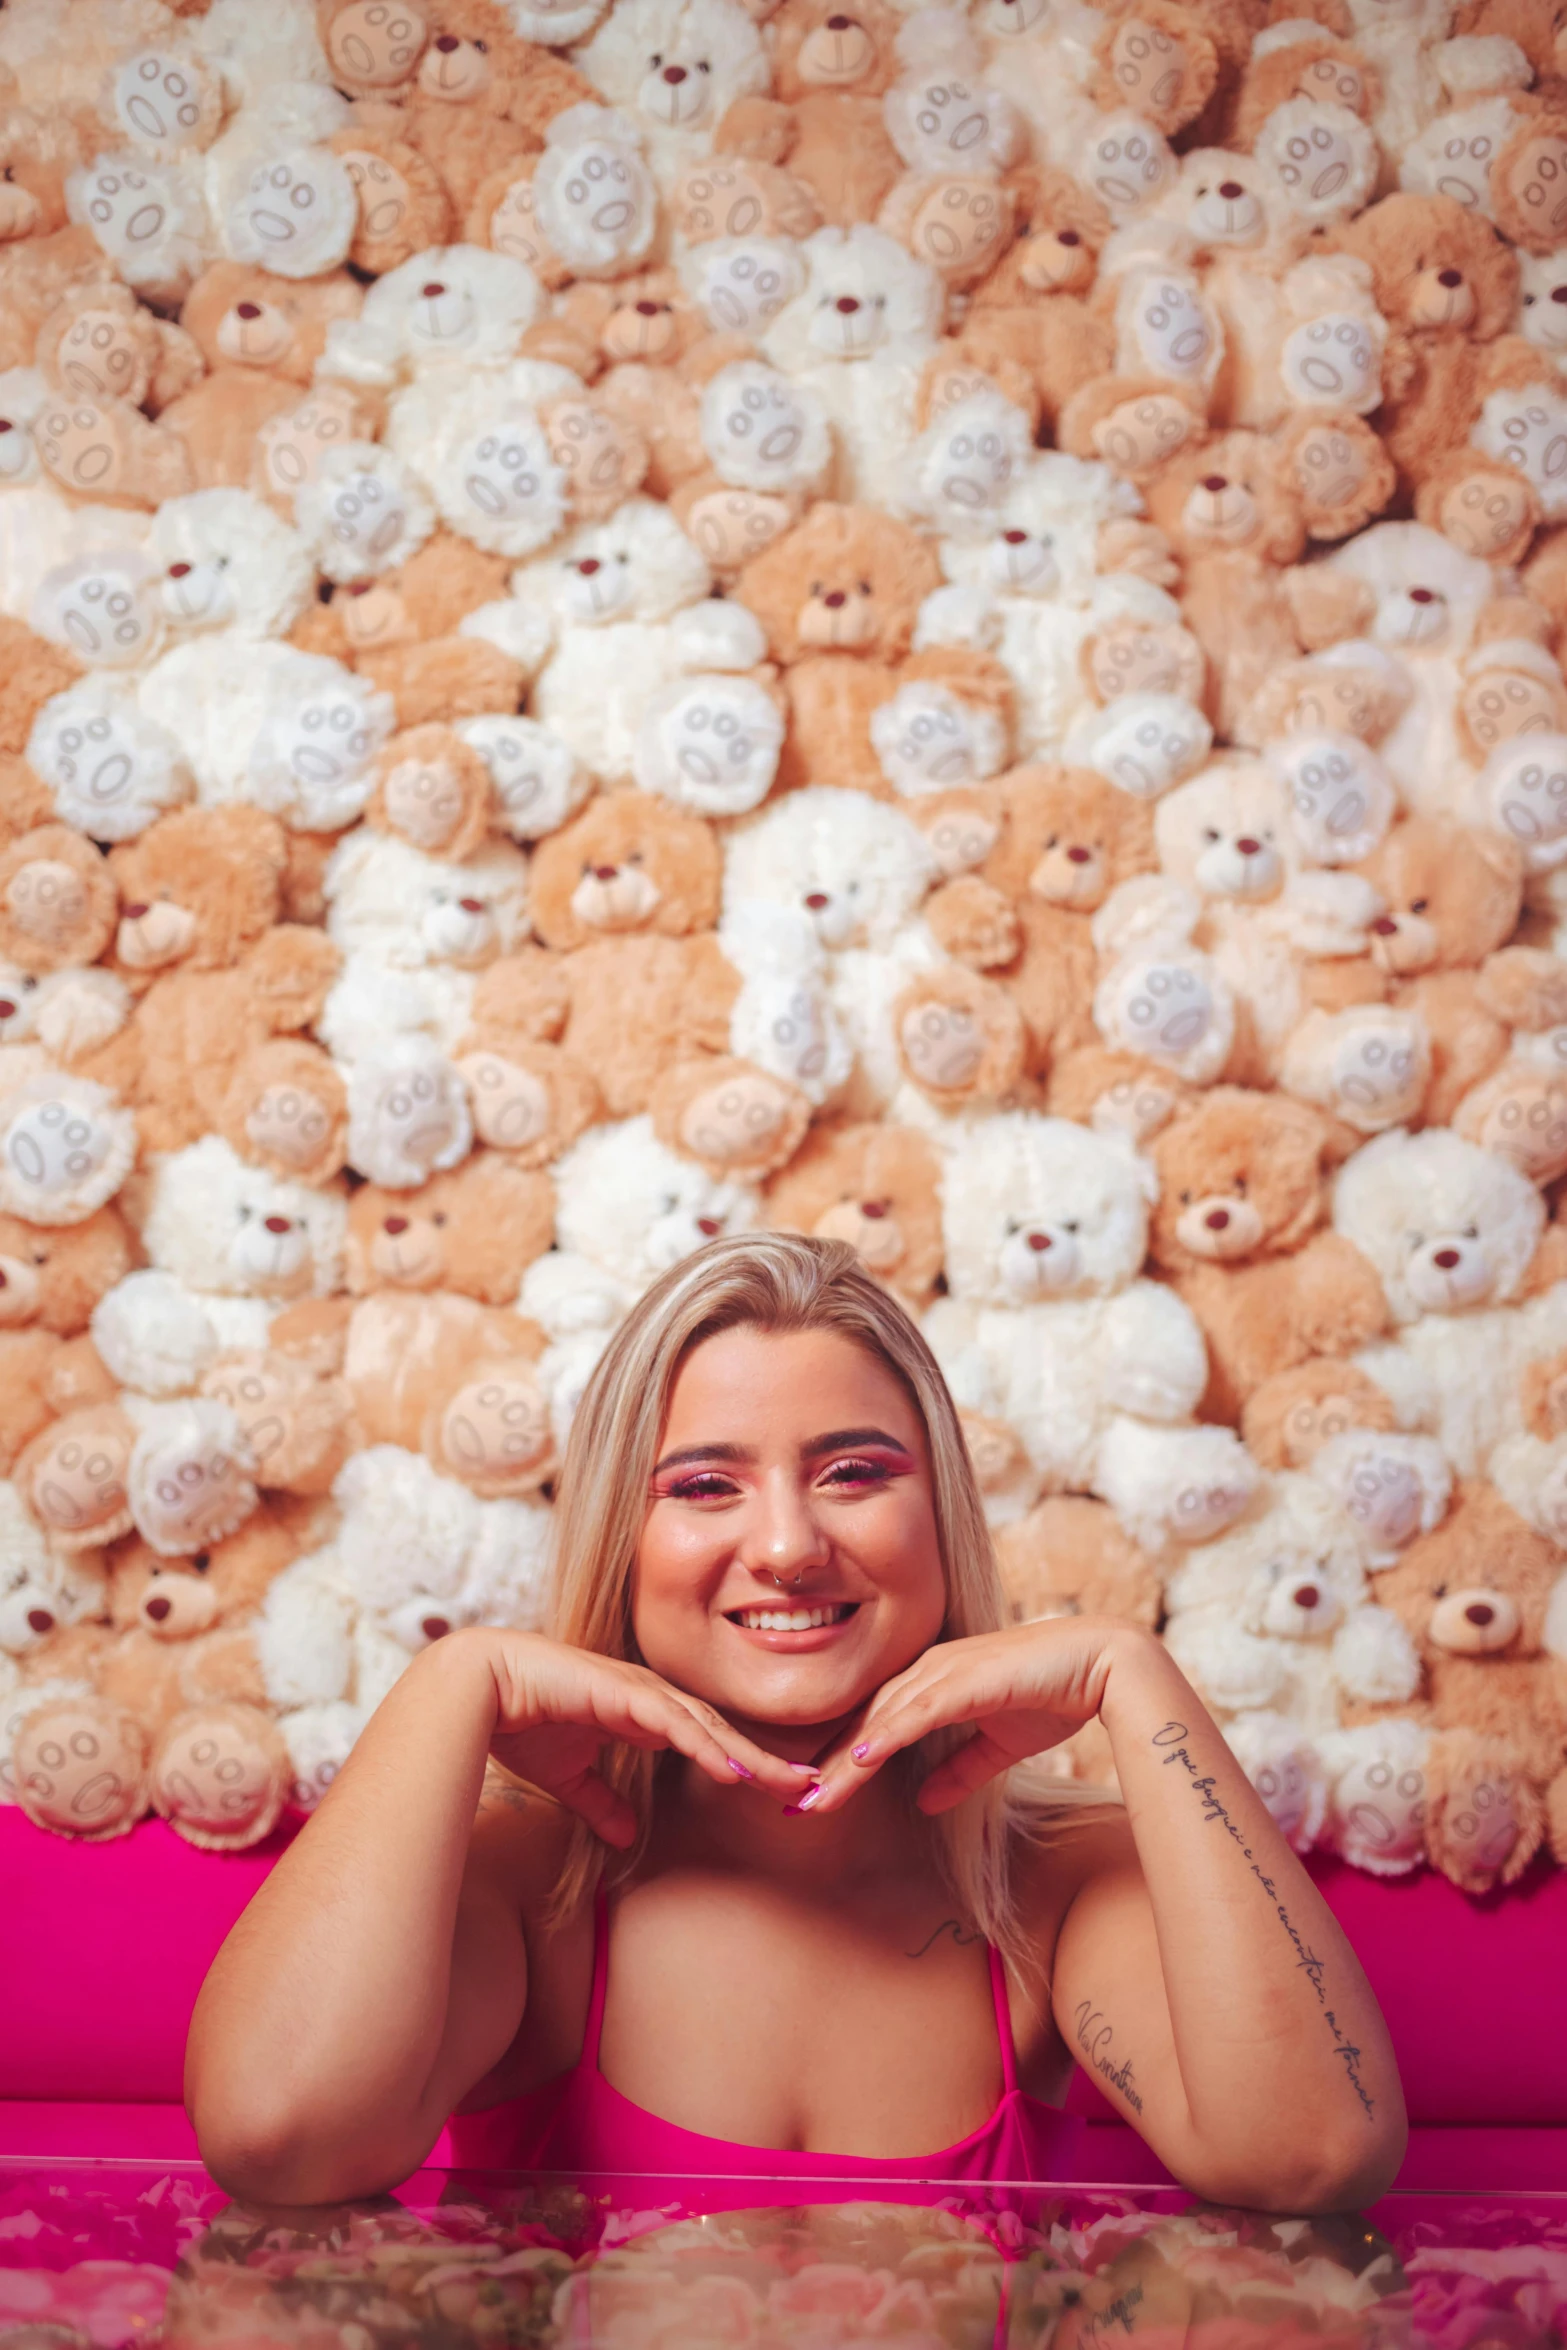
[{"left": 743, "top": 1473, "right": 831, "bottom": 1580}]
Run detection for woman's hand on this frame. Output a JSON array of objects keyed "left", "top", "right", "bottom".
[
  {"left": 803, "top": 1618, "right": 1141, "bottom": 1815},
  {"left": 479, "top": 1630, "right": 814, "bottom": 1845}
]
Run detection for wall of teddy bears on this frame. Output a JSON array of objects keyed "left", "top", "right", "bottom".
[{"left": 4, "top": 0, "right": 1567, "bottom": 1900}]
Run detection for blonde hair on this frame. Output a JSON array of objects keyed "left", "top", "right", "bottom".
[{"left": 545, "top": 1231, "right": 1096, "bottom": 1964}]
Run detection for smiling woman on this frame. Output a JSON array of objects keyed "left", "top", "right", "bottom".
[{"left": 185, "top": 1233, "right": 1407, "bottom": 2215}]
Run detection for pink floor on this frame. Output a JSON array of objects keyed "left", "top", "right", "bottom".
[{"left": 5, "top": 1809, "right": 1566, "bottom": 2188}]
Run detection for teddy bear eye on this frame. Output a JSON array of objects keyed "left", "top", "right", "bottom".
[
  {"left": 473, "top": 35, "right": 487, "bottom": 48},
  {"left": 1433, "top": 1583, "right": 1447, "bottom": 1600},
  {"left": 858, "top": 580, "right": 872, "bottom": 595},
  {"left": 1005, "top": 1217, "right": 1020, "bottom": 1234},
  {"left": 649, "top": 51, "right": 662, "bottom": 65},
  {"left": 1203, "top": 828, "right": 1220, "bottom": 843},
  {"left": 1409, "top": 897, "right": 1428, "bottom": 914},
  {"left": 810, "top": 580, "right": 822, "bottom": 596},
  {"left": 237, "top": 1203, "right": 252, "bottom": 1221},
  {"left": 433, "top": 1213, "right": 447, "bottom": 1228},
  {"left": 697, "top": 57, "right": 710, "bottom": 70},
  {"left": 1179, "top": 1190, "right": 1190, "bottom": 1205},
  {"left": 1234, "top": 1177, "right": 1246, "bottom": 1196},
  {"left": 1408, "top": 1233, "right": 1425, "bottom": 1251},
  {"left": 662, "top": 1194, "right": 680, "bottom": 1213},
  {"left": 1526, "top": 292, "right": 1537, "bottom": 305},
  {"left": 1062, "top": 1220, "right": 1079, "bottom": 1234},
  {"left": 627, "top": 851, "right": 643, "bottom": 865},
  {"left": 192, "top": 1552, "right": 211, "bottom": 1573},
  {"left": 1463, "top": 1224, "right": 1478, "bottom": 1240}
]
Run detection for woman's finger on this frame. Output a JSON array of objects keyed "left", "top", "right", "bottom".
[
  {"left": 552, "top": 1766, "right": 639, "bottom": 1848},
  {"left": 914, "top": 1730, "right": 1017, "bottom": 1815}
]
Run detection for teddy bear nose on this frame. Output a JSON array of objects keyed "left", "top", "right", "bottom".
[
  {"left": 1554, "top": 286, "right": 1567, "bottom": 303},
  {"left": 421, "top": 1613, "right": 452, "bottom": 1639},
  {"left": 1218, "top": 180, "right": 1244, "bottom": 199},
  {"left": 1066, "top": 844, "right": 1092, "bottom": 864},
  {"left": 805, "top": 891, "right": 830, "bottom": 908},
  {"left": 823, "top": 589, "right": 846, "bottom": 607},
  {"left": 1002, "top": 528, "right": 1028, "bottom": 543},
  {"left": 122, "top": 902, "right": 150, "bottom": 920},
  {"left": 434, "top": 33, "right": 459, "bottom": 48},
  {"left": 1465, "top": 1601, "right": 1495, "bottom": 1627},
  {"left": 383, "top": 1215, "right": 409, "bottom": 1234},
  {"left": 577, "top": 557, "right": 601, "bottom": 574},
  {"left": 828, "top": 11, "right": 853, "bottom": 24},
  {"left": 1292, "top": 1584, "right": 1321, "bottom": 1610},
  {"left": 459, "top": 896, "right": 484, "bottom": 914},
  {"left": 635, "top": 300, "right": 659, "bottom": 315},
  {"left": 26, "top": 1606, "right": 55, "bottom": 1635},
  {"left": 0, "top": 1002, "right": 14, "bottom": 1020},
  {"left": 836, "top": 295, "right": 861, "bottom": 313},
  {"left": 1436, "top": 269, "right": 1462, "bottom": 288},
  {"left": 145, "top": 1595, "right": 171, "bottom": 1622},
  {"left": 1432, "top": 1247, "right": 1461, "bottom": 1269},
  {"left": 1202, "top": 474, "right": 1227, "bottom": 493},
  {"left": 663, "top": 62, "right": 687, "bottom": 80},
  {"left": 1371, "top": 914, "right": 1398, "bottom": 935},
  {"left": 235, "top": 302, "right": 262, "bottom": 319},
  {"left": 263, "top": 1215, "right": 292, "bottom": 1235},
  {"left": 696, "top": 1216, "right": 722, "bottom": 1236},
  {"left": 167, "top": 562, "right": 191, "bottom": 579},
  {"left": 861, "top": 1198, "right": 887, "bottom": 1218},
  {"left": 1408, "top": 587, "right": 1435, "bottom": 603},
  {"left": 1205, "top": 1207, "right": 1230, "bottom": 1229},
  {"left": 422, "top": 281, "right": 446, "bottom": 299},
  {"left": 594, "top": 864, "right": 618, "bottom": 881},
  {"left": 1026, "top": 1231, "right": 1051, "bottom": 1251},
  {"left": 347, "top": 580, "right": 373, "bottom": 596},
  {"left": 1236, "top": 838, "right": 1262, "bottom": 856},
  {"left": 1057, "top": 229, "right": 1081, "bottom": 246}
]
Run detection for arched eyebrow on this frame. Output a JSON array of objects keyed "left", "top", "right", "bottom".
[{"left": 652, "top": 1428, "right": 915, "bottom": 1476}]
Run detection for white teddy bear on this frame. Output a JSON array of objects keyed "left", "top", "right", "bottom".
[
  {"left": 291, "top": 441, "right": 435, "bottom": 584},
  {"left": 0, "top": 1485, "right": 106, "bottom": 1663},
  {"left": 256, "top": 1444, "right": 553, "bottom": 1810},
  {"left": 572, "top": 0, "right": 771, "bottom": 200},
  {"left": 922, "top": 1110, "right": 1257, "bottom": 1548},
  {"left": 1332, "top": 1124, "right": 1567, "bottom": 1474},
  {"left": 91, "top": 1135, "right": 346, "bottom": 1389},
  {"left": 146, "top": 485, "right": 317, "bottom": 641},
  {"left": 320, "top": 246, "right": 545, "bottom": 389},
  {"left": 516, "top": 495, "right": 768, "bottom": 787},
  {"left": 138, "top": 640, "right": 394, "bottom": 830},
  {"left": 722, "top": 785, "right": 940, "bottom": 1116},
  {"left": 27, "top": 677, "right": 193, "bottom": 842},
  {"left": 760, "top": 225, "right": 945, "bottom": 509}
]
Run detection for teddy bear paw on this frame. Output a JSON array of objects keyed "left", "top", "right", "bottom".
[
  {"left": 702, "top": 363, "right": 825, "bottom": 493},
  {"left": 917, "top": 395, "right": 1026, "bottom": 521},
  {"left": 1479, "top": 390, "right": 1567, "bottom": 513},
  {"left": 676, "top": 1068, "right": 803, "bottom": 1173},
  {"left": 1323, "top": 1013, "right": 1427, "bottom": 1128},
  {"left": 1256, "top": 107, "right": 1368, "bottom": 219},
  {"left": 1505, "top": 131, "right": 1567, "bottom": 246},
  {"left": 439, "top": 1370, "right": 552, "bottom": 1489},
  {"left": 634, "top": 678, "right": 784, "bottom": 817},
  {"left": 545, "top": 399, "right": 646, "bottom": 520},
  {"left": 74, "top": 161, "right": 173, "bottom": 267},
  {"left": 692, "top": 236, "right": 802, "bottom": 335},
  {"left": 243, "top": 1077, "right": 339, "bottom": 1179},
  {"left": 7, "top": 856, "right": 91, "bottom": 953},
  {"left": 536, "top": 131, "right": 656, "bottom": 276},
  {"left": 1325, "top": 1735, "right": 1428, "bottom": 1876},
  {"left": 1272, "top": 732, "right": 1395, "bottom": 865},
  {"left": 1281, "top": 314, "right": 1378, "bottom": 410},
  {"left": 1129, "top": 276, "right": 1216, "bottom": 382},
  {"left": 908, "top": 176, "right": 1010, "bottom": 277},
  {"left": 0, "top": 1078, "right": 136, "bottom": 1222},
  {"left": 306, "top": 457, "right": 418, "bottom": 577},
  {"left": 151, "top": 1705, "right": 287, "bottom": 1851},
  {"left": 37, "top": 555, "right": 157, "bottom": 667},
  {"left": 225, "top": 149, "right": 356, "bottom": 280},
  {"left": 27, "top": 1418, "right": 134, "bottom": 1547},
  {"left": 348, "top": 1047, "right": 472, "bottom": 1188},
  {"left": 443, "top": 413, "right": 565, "bottom": 556},
  {"left": 871, "top": 684, "right": 1005, "bottom": 796},
  {"left": 15, "top": 1699, "right": 149, "bottom": 1842},
  {"left": 1082, "top": 693, "right": 1211, "bottom": 798},
  {"left": 256, "top": 391, "right": 363, "bottom": 500},
  {"left": 1480, "top": 734, "right": 1567, "bottom": 867},
  {"left": 899, "top": 995, "right": 988, "bottom": 1093},
  {"left": 462, "top": 717, "right": 587, "bottom": 842},
  {"left": 1080, "top": 114, "right": 1175, "bottom": 217},
  {"left": 326, "top": 0, "right": 427, "bottom": 85},
  {"left": 128, "top": 1401, "right": 259, "bottom": 1556},
  {"left": 1105, "top": 958, "right": 1217, "bottom": 1062},
  {"left": 53, "top": 312, "right": 140, "bottom": 405},
  {"left": 459, "top": 1050, "right": 554, "bottom": 1152},
  {"left": 250, "top": 673, "right": 390, "bottom": 831}
]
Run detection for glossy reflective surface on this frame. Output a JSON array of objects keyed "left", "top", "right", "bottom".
[{"left": 1, "top": 2163, "right": 1564, "bottom": 2348}]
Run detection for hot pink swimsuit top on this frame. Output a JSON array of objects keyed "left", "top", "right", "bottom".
[{"left": 431, "top": 1890, "right": 1083, "bottom": 2195}]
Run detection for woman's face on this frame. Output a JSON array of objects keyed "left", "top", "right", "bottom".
[{"left": 633, "top": 1325, "right": 947, "bottom": 1737}]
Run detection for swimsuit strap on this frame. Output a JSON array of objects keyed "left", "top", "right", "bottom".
[
  {"left": 584, "top": 1885, "right": 612, "bottom": 2071},
  {"left": 987, "top": 1941, "right": 1019, "bottom": 2096}
]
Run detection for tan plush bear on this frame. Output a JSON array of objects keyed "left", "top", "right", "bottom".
[
  {"left": 15, "top": 1511, "right": 299, "bottom": 1852},
  {"left": 330, "top": 120, "right": 455, "bottom": 278},
  {"left": 295, "top": 540, "right": 525, "bottom": 732},
  {"left": 1352, "top": 1481, "right": 1567, "bottom": 1893},
  {"left": 0, "top": 1206, "right": 129, "bottom": 1473},
  {"left": 719, "top": 0, "right": 904, "bottom": 228},
  {"left": 163, "top": 262, "right": 366, "bottom": 489},
  {"left": 456, "top": 953, "right": 603, "bottom": 1170},
  {"left": 897, "top": 765, "right": 1158, "bottom": 1109},
  {"left": 1148, "top": 1087, "right": 1388, "bottom": 1423},
  {"left": 736, "top": 501, "right": 1011, "bottom": 799},
  {"left": 932, "top": 166, "right": 1114, "bottom": 429},
  {"left": 764, "top": 1119, "right": 944, "bottom": 1308},
  {"left": 1240, "top": 1356, "right": 1404, "bottom": 1473},
  {"left": 529, "top": 794, "right": 812, "bottom": 1177},
  {"left": 0, "top": 98, "right": 101, "bottom": 372}
]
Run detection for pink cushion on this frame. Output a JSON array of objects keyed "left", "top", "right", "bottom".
[{"left": 5, "top": 1808, "right": 1567, "bottom": 2123}]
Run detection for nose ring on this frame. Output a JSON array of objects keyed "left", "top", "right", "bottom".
[{"left": 768, "top": 1569, "right": 806, "bottom": 1590}]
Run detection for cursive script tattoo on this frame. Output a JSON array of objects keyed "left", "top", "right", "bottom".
[
  {"left": 1079, "top": 2282, "right": 1146, "bottom": 2342},
  {"left": 906, "top": 1918, "right": 983, "bottom": 1959},
  {"left": 1072, "top": 1998, "right": 1144, "bottom": 2114},
  {"left": 1153, "top": 1722, "right": 1376, "bottom": 2119}
]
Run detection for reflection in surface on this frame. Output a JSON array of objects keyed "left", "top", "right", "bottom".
[{"left": 2, "top": 2165, "right": 1565, "bottom": 2349}]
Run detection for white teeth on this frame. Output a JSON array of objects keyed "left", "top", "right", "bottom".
[{"left": 733, "top": 1605, "right": 849, "bottom": 1631}]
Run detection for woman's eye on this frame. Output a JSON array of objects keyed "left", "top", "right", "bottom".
[
  {"left": 821, "top": 1456, "right": 890, "bottom": 1488},
  {"left": 668, "top": 1473, "right": 736, "bottom": 1500}
]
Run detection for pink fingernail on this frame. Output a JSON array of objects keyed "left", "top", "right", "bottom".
[
  {"left": 789, "top": 1761, "right": 819, "bottom": 1775},
  {"left": 852, "top": 1742, "right": 871, "bottom": 1762},
  {"left": 728, "top": 1757, "right": 755, "bottom": 1780},
  {"left": 796, "top": 1783, "right": 824, "bottom": 1812}
]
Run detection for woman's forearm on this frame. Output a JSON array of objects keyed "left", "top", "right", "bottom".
[
  {"left": 1072, "top": 1632, "right": 1406, "bottom": 2207},
  {"left": 185, "top": 1629, "right": 502, "bottom": 2190}
]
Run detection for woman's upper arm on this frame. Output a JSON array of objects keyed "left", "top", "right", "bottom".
[{"left": 411, "top": 1788, "right": 569, "bottom": 2143}]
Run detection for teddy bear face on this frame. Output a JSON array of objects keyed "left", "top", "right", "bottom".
[
  {"left": 109, "top": 1511, "right": 296, "bottom": 1642},
  {"left": 108, "top": 805, "right": 286, "bottom": 977},
  {"left": 147, "top": 488, "right": 318, "bottom": 646},
  {"left": 133, "top": 1135, "right": 347, "bottom": 1303},
  {"left": 1372, "top": 1480, "right": 1559, "bottom": 1659},
  {"left": 345, "top": 1152, "right": 555, "bottom": 1303},
  {"left": 761, "top": 222, "right": 943, "bottom": 372},
  {"left": 735, "top": 500, "right": 939, "bottom": 663},
  {"left": 554, "top": 1113, "right": 760, "bottom": 1285},
  {"left": 529, "top": 792, "right": 721, "bottom": 950},
  {"left": 1154, "top": 761, "right": 1293, "bottom": 905},
  {"left": 982, "top": 766, "right": 1156, "bottom": 916},
  {"left": 1341, "top": 190, "right": 1519, "bottom": 339},
  {"left": 764, "top": 1118, "right": 943, "bottom": 1301},
  {"left": 577, "top": 0, "right": 770, "bottom": 135},
  {"left": 769, "top": 0, "right": 898, "bottom": 98},
  {"left": 0, "top": 1519, "right": 106, "bottom": 1663},
  {"left": 534, "top": 496, "right": 712, "bottom": 631},
  {"left": 335, "top": 248, "right": 543, "bottom": 383},
  {"left": 1144, "top": 432, "right": 1306, "bottom": 566},
  {"left": 941, "top": 1111, "right": 1155, "bottom": 1306},
  {"left": 1150, "top": 1089, "right": 1330, "bottom": 1269},
  {"left": 1358, "top": 816, "right": 1523, "bottom": 979},
  {"left": 1240, "top": 1358, "right": 1401, "bottom": 1472},
  {"left": 1519, "top": 245, "right": 1567, "bottom": 349},
  {"left": 324, "top": 831, "right": 530, "bottom": 973},
  {"left": 723, "top": 784, "right": 934, "bottom": 950},
  {"left": 180, "top": 262, "right": 362, "bottom": 384},
  {"left": 0, "top": 1206, "right": 133, "bottom": 1336},
  {"left": 1332, "top": 1124, "right": 1544, "bottom": 1322}
]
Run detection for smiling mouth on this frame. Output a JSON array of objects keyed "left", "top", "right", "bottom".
[{"left": 728, "top": 1603, "right": 858, "bottom": 1632}]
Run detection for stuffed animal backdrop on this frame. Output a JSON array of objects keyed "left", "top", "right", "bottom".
[{"left": 3, "top": 0, "right": 1567, "bottom": 1896}]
